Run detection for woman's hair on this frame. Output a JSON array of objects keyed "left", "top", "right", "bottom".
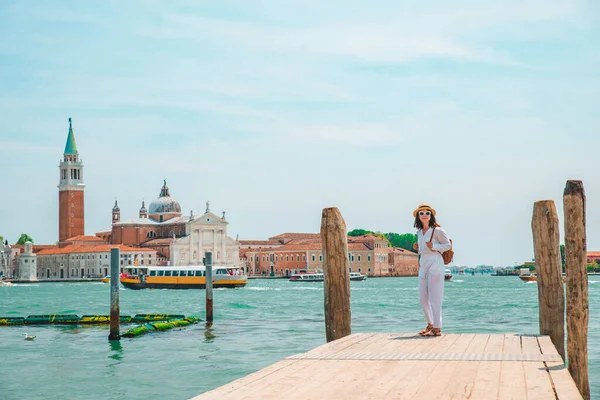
[{"left": 413, "top": 214, "right": 440, "bottom": 230}]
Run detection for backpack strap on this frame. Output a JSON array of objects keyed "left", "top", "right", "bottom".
[{"left": 428, "top": 226, "right": 436, "bottom": 244}]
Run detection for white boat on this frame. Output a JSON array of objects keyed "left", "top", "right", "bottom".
[
  {"left": 350, "top": 272, "right": 367, "bottom": 281},
  {"left": 0, "top": 281, "right": 13, "bottom": 286},
  {"left": 444, "top": 269, "right": 452, "bottom": 281},
  {"left": 289, "top": 272, "right": 323, "bottom": 282},
  {"left": 289, "top": 271, "right": 367, "bottom": 282}
]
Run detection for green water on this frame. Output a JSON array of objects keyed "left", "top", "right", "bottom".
[{"left": 0, "top": 276, "right": 598, "bottom": 400}]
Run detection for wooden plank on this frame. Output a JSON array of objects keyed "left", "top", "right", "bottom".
[
  {"left": 303, "top": 333, "right": 376, "bottom": 355},
  {"left": 538, "top": 336, "right": 583, "bottom": 400},
  {"left": 521, "top": 335, "right": 555, "bottom": 399},
  {"left": 411, "top": 334, "right": 476, "bottom": 398},
  {"left": 498, "top": 334, "right": 528, "bottom": 400},
  {"left": 308, "top": 334, "right": 417, "bottom": 400},
  {"left": 468, "top": 333, "right": 505, "bottom": 399},
  {"left": 285, "top": 334, "right": 426, "bottom": 399},
  {"left": 195, "top": 359, "right": 318, "bottom": 400},
  {"left": 193, "top": 334, "right": 583, "bottom": 400},
  {"left": 383, "top": 333, "right": 462, "bottom": 398},
  {"left": 440, "top": 334, "right": 490, "bottom": 400}
]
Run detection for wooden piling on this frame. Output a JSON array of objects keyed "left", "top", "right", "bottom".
[
  {"left": 205, "top": 252, "right": 213, "bottom": 323},
  {"left": 531, "top": 200, "right": 565, "bottom": 361},
  {"left": 563, "top": 180, "right": 590, "bottom": 400},
  {"left": 320, "top": 207, "right": 351, "bottom": 342},
  {"left": 109, "top": 247, "right": 120, "bottom": 341}
]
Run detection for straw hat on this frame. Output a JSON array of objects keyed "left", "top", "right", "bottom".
[{"left": 413, "top": 204, "right": 436, "bottom": 217}]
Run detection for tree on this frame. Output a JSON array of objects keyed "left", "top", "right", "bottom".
[
  {"left": 560, "top": 244, "right": 565, "bottom": 266},
  {"left": 348, "top": 229, "right": 374, "bottom": 237},
  {"left": 0, "top": 235, "right": 3, "bottom": 243},
  {"left": 16, "top": 234, "right": 34, "bottom": 245},
  {"left": 385, "top": 233, "right": 418, "bottom": 253}
]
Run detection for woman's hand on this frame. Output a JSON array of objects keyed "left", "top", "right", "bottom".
[{"left": 426, "top": 242, "right": 433, "bottom": 249}]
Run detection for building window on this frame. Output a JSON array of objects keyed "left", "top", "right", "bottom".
[
  {"left": 358, "top": 255, "right": 361, "bottom": 262},
  {"left": 312, "top": 255, "right": 315, "bottom": 262},
  {"left": 319, "top": 254, "right": 322, "bottom": 261},
  {"left": 286, "top": 255, "right": 289, "bottom": 262},
  {"left": 368, "top": 255, "right": 371, "bottom": 262},
  {"left": 303, "top": 255, "right": 306, "bottom": 261}
]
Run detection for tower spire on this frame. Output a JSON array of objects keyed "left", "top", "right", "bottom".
[{"left": 64, "top": 117, "right": 78, "bottom": 155}]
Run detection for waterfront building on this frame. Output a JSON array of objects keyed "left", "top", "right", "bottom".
[
  {"left": 587, "top": 251, "right": 600, "bottom": 264},
  {"left": 96, "top": 181, "right": 240, "bottom": 267},
  {"left": 0, "top": 240, "right": 12, "bottom": 279},
  {"left": 17, "top": 241, "right": 37, "bottom": 281},
  {"left": 36, "top": 243, "right": 155, "bottom": 279},
  {"left": 239, "top": 233, "right": 418, "bottom": 277}
]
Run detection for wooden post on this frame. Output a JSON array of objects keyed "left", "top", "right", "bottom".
[
  {"left": 205, "top": 251, "right": 213, "bottom": 324},
  {"left": 531, "top": 201, "right": 565, "bottom": 361},
  {"left": 109, "top": 247, "right": 120, "bottom": 341},
  {"left": 563, "top": 180, "right": 590, "bottom": 400},
  {"left": 320, "top": 207, "right": 351, "bottom": 342}
]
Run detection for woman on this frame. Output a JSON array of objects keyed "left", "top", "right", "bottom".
[{"left": 413, "top": 204, "right": 452, "bottom": 337}]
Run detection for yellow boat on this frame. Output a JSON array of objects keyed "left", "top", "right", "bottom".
[
  {"left": 100, "top": 276, "right": 110, "bottom": 283},
  {"left": 119, "top": 266, "right": 247, "bottom": 290}
]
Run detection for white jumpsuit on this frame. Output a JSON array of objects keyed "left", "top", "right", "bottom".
[{"left": 417, "top": 227, "right": 452, "bottom": 329}]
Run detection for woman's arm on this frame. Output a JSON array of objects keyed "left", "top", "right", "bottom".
[{"left": 432, "top": 228, "right": 452, "bottom": 252}]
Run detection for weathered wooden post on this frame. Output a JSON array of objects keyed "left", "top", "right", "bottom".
[
  {"left": 563, "top": 180, "right": 590, "bottom": 400},
  {"left": 531, "top": 200, "right": 565, "bottom": 361},
  {"left": 320, "top": 207, "right": 351, "bottom": 342},
  {"left": 205, "top": 251, "right": 213, "bottom": 324},
  {"left": 109, "top": 247, "right": 120, "bottom": 341}
]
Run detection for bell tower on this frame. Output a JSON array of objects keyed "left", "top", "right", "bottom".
[{"left": 58, "top": 118, "right": 85, "bottom": 245}]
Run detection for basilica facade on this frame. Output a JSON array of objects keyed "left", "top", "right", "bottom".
[{"left": 96, "top": 181, "right": 240, "bottom": 267}]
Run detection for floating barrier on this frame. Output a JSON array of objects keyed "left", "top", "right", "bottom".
[
  {"left": 0, "top": 314, "right": 189, "bottom": 326},
  {"left": 25, "top": 314, "right": 80, "bottom": 324},
  {"left": 0, "top": 317, "right": 25, "bottom": 325},
  {"left": 122, "top": 317, "right": 201, "bottom": 338},
  {"left": 79, "top": 315, "right": 132, "bottom": 324},
  {"left": 131, "top": 314, "right": 186, "bottom": 323}
]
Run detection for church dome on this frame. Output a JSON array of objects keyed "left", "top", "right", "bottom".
[{"left": 148, "top": 180, "right": 181, "bottom": 216}]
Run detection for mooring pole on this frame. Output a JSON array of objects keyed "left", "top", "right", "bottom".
[
  {"left": 531, "top": 200, "right": 565, "bottom": 361},
  {"left": 109, "top": 247, "right": 121, "bottom": 341},
  {"left": 205, "top": 251, "right": 213, "bottom": 323},
  {"left": 563, "top": 180, "right": 590, "bottom": 400},
  {"left": 321, "top": 207, "right": 351, "bottom": 342}
]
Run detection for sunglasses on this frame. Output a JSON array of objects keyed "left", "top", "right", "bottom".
[{"left": 418, "top": 211, "right": 431, "bottom": 216}]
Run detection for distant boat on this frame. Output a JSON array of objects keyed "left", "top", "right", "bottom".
[
  {"left": 289, "top": 272, "right": 323, "bottom": 282},
  {"left": 100, "top": 276, "right": 110, "bottom": 283},
  {"left": 0, "top": 281, "right": 13, "bottom": 286},
  {"left": 444, "top": 269, "right": 452, "bottom": 281},
  {"left": 350, "top": 272, "right": 367, "bottom": 281},
  {"left": 518, "top": 268, "right": 566, "bottom": 283},
  {"left": 24, "top": 333, "right": 36, "bottom": 341}
]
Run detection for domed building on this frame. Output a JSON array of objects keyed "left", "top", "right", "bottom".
[
  {"left": 148, "top": 180, "right": 182, "bottom": 222},
  {"left": 96, "top": 180, "right": 240, "bottom": 267}
]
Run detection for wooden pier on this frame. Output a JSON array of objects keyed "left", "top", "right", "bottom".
[{"left": 194, "top": 332, "right": 582, "bottom": 399}]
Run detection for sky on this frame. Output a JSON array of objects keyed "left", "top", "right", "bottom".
[{"left": 1, "top": 0, "right": 599, "bottom": 267}]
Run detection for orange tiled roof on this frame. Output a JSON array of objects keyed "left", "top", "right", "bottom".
[
  {"left": 587, "top": 252, "right": 600, "bottom": 257},
  {"left": 65, "top": 235, "right": 106, "bottom": 242},
  {"left": 11, "top": 244, "right": 58, "bottom": 253},
  {"left": 141, "top": 238, "right": 176, "bottom": 246},
  {"left": 239, "top": 240, "right": 282, "bottom": 246},
  {"left": 268, "top": 233, "right": 321, "bottom": 241},
  {"left": 37, "top": 244, "right": 155, "bottom": 256}
]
